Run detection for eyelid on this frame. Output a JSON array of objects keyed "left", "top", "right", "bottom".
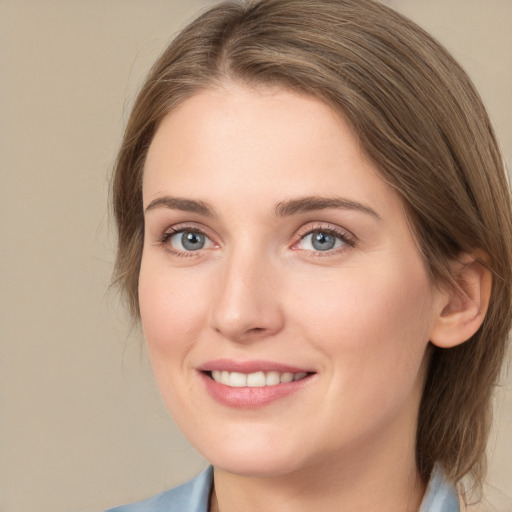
[{"left": 158, "top": 221, "right": 216, "bottom": 240}]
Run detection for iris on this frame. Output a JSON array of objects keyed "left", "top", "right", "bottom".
[
  {"left": 179, "top": 231, "right": 206, "bottom": 251},
  {"left": 310, "top": 231, "right": 337, "bottom": 251}
]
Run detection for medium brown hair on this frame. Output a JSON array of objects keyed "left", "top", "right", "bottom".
[{"left": 112, "top": 0, "right": 512, "bottom": 490}]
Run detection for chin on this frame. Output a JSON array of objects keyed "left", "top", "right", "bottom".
[{"left": 190, "top": 430, "right": 307, "bottom": 477}]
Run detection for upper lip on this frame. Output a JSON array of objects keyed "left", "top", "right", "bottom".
[{"left": 198, "top": 359, "right": 313, "bottom": 374}]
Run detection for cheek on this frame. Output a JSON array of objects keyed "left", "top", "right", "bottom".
[
  {"left": 138, "top": 261, "right": 207, "bottom": 364},
  {"left": 291, "top": 259, "right": 434, "bottom": 388},
  {"left": 138, "top": 260, "right": 211, "bottom": 427}
]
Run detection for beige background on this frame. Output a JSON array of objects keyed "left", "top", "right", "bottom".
[{"left": 0, "top": 1, "right": 510, "bottom": 511}]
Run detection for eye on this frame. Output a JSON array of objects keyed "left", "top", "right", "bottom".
[
  {"left": 295, "top": 227, "right": 354, "bottom": 253},
  {"left": 166, "top": 229, "right": 214, "bottom": 252},
  {"left": 299, "top": 230, "right": 342, "bottom": 251}
]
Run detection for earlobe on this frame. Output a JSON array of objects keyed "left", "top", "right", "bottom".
[{"left": 430, "top": 254, "right": 492, "bottom": 349}]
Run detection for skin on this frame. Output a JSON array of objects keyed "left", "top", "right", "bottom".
[{"left": 139, "top": 83, "right": 456, "bottom": 512}]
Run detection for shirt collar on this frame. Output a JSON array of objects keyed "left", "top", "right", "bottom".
[
  {"left": 131, "top": 464, "right": 460, "bottom": 512},
  {"left": 419, "top": 465, "right": 460, "bottom": 512}
]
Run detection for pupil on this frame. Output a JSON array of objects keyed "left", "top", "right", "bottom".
[
  {"left": 182, "top": 232, "right": 205, "bottom": 251},
  {"left": 312, "top": 231, "right": 335, "bottom": 251}
]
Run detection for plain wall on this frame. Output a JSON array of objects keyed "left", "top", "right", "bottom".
[{"left": 0, "top": 1, "right": 510, "bottom": 511}]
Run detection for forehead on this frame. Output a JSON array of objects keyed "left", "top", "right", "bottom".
[
  {"left": 145, "top": 83, "right": 357, "bottom": 172},
  {"left": 143, "top": 83, "right": 403, "bottom": 220}
]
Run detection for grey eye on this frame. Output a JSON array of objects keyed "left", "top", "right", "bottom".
[
  {"left": 298, "top": 230, "right": 344, "bottom": 252},
  {"left": 311, "top": 231, "right": 336, "bottom": 251},
  {"left": 171, "top": 231, "right": 208, "bottom": 251}
]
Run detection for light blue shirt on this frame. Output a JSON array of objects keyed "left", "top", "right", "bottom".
[{"left": 107, "top": 465, "right": 459, "bottom": 512}]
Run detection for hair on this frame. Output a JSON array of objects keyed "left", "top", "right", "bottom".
[{"left": 112, "top": 0, "right": 512, "bottom": 493}]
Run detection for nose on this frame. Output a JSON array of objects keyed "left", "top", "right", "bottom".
[{"left": 209, "top": 250, "right": 284, "bottom": 343}]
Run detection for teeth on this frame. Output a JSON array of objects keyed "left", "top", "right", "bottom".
[
  {"left": 280, "top": 372, "right": 294, "bottom": 383},
  {"left": 247, "top": 371, "right": 266, "bottom": 387},
  {"left": 210, "top": 370, "right": 309, "bottom": 387},
  {"left": 229, "top": 371, "right": 247, "bottom": 387},
  {"left": 266, "top": 371, "right": 280, "bottom": 386}
]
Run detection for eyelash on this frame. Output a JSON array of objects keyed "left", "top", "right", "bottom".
[{"left": 156, "top": 222, "right": 356, "bottom": 257}]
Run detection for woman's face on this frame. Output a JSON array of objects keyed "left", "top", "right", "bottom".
[{"left": 139, "top": 83, "right": 444, "bottom": 477}]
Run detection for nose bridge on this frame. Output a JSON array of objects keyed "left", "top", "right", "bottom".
[{"left": 210, "top": 241, "right": 283, "bottom": 342}]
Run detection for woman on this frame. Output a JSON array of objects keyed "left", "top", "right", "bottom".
[{"left": 108, "top": 0, "right": 512, "bottom": 510}]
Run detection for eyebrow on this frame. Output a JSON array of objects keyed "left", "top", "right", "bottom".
[
  {"left": 144, "top": 194, "right": 381, "bottom": 220},
  {"left": 274, "top": 196, "right": 381, "bottom": 220},
  {"left": 144, "top": 196, "right": 214, "bottom": 216}
]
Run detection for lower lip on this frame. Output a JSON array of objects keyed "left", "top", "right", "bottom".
[{"left": 200, "top": 372, "right": 314, "bottom": 409}]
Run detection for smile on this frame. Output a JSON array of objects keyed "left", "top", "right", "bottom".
[
  {"left": 199, "top": 361, "right": 315, "bottom": 408},
  {"left": 210, "top": 370, "right": 309, "bottom": 388}
]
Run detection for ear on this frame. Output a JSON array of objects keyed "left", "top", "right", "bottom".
[{"left": 429, "top": 254, "right": 492, "bottom": 348}]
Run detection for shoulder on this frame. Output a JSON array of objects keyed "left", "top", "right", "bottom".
[{"left": 106, "top": 466, "right": 213, "bottom": 512}]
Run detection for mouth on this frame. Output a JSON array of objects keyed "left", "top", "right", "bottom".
[
  {"left": 207, "top": 370, "right": 310, "bottom": 388},
  {"left": 198, "top": 360, "right": 315, "bottom": 408}
]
